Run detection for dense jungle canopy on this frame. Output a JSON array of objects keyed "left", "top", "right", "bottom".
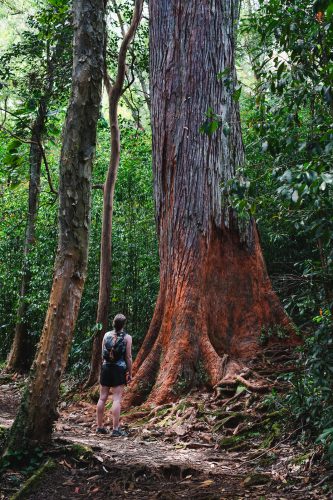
[{"left": 0, "top": 0, "right": 333, "bottom": 497}]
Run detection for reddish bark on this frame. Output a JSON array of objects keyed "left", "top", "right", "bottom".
[
  {"left": 125, "top": 223, "right": 294, "bottom": 406},
  {"left": 124, "top": 0, "right": 296, "bottom": 408},
  {"left": 203, "top": 223, "right": 292, "bottom": 359}
]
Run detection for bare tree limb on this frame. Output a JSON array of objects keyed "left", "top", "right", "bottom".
[
  {"left": 0, "top": 124, "right": 34, "bottom": 144},
  {"left": 111, "top": 0, "right": 150, "bottom": 110},
  {"left": 0, "top": 106, "right": 33, "bottom": 130}
]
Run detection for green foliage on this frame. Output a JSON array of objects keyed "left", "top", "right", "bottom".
[
  {"left": 200, "top": 107, "right": 222, "bottom": 135},
  {"left": 231, "top": 0, "right": 333, "bottom": 323},
  {"left": 284, "top": 312, "right": 333, "bottom": 459},
  {"left": 0, "top": 444, "right": 45, "bottom": 471},
  {"left": 317, "top": 426, "right": 333, "bottom": 463},
  {"left": 0, "top": 0, "right": 155, "bottom": 374},
  {"left": 107, "top": 0, "right": 150, "bottom": 126},
  {"left": 0, "top": 0, "right": 72, "bottom": 197},
  {"left": 234, "top": 0, "right": 333, "bottom": 458},
  {"left": 67, "top": 122, "right": 159, "bottom": 375},
  {"left": 259, "top": 325, "right": 293, "bottom": 346},
  {"left": 0, "top": 118, "right": 158, "bottom": 372}
]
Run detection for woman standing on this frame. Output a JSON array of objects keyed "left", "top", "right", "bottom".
[{"left": 96, "top": 313, "right": 132, "bottom": 436}]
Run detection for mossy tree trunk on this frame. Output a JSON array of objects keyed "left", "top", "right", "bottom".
[
  {"left": 7, "top": 0, "right": 106, "bottom": 449},
  {"left": 124, "top": 0, "right": 294, "bottom": 407}
]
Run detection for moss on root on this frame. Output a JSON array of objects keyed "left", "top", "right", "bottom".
[
  {"left": 219, "top": 434, "right": 250, "bottom": 451},
  {"left": 9, "top": 459, "right": 55, "bottom": 500},
  {"left": 69, "top": 443, "right": 93, "bottom": 460}
]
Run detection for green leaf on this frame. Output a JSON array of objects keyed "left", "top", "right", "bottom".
[
  {"left": 232, "top": 85, "right": 242, "bottom": 102},
  {"left": 281, "top": 170, "right": 292, "bottom": 183},
  {"left": 200, "top": 119, "right": 220, "bottom": 135},
  {"left": 223, "top": 124, "right": 230, "bottom": 136},
  {"left": 217, "top": 67, "right": 231, "bottom": 80},
  {"left": 277, "top": 62, "right": 285, "bottom": 79},
  {"left": 321, "top": 173, "right": 333, "bottom": 184}
]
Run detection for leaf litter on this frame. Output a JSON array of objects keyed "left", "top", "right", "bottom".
[{"left": 1, "top": 354, "right": 333, "bottom": 499}]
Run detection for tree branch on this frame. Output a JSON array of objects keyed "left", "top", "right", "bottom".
[
  {"left": 109, "top": 0, "right": 143, "bottom": 99},
  {"left": 0, "top": 106, "right": 33, "bottom": 130},
  {"left": 37, "top": 140, "right": 58, "bottom": 196},
  {"left": 0, "top": 124, "right": 34, "bottom": 144},
  {"left": 108, "top": 0, "right": 146, "bottom": 107},
  {"left": 121, "top": 53, "right": 136, "bottom": 95},
  {"left": 111, "top": 0, "right": 126, "bottom": 38}
]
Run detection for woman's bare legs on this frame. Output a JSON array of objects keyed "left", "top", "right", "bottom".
[
  {"left": 96, "top": 385, "right": 110, "bottom": 428},
  {"left": 110, "top": 385, "right": 124, "bottom": 430}
]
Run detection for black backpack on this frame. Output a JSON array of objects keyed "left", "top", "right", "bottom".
[{"left": 103, "top": 331, "right": 126, "bottom": 362}]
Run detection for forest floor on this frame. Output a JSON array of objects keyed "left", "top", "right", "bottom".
[{"left": 0, "top": 370, "right": 333, "bottom": 499}]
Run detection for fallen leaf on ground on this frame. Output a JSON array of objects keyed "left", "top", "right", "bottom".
[
  {"left": 59, "top": 459, "right": 72, "bottom": 469},
  {"left": 200, "top": 479, "right": 214, "bottom": 487},
  {"left": 87, "top": 475, "right": 102, "bottom": 481}
]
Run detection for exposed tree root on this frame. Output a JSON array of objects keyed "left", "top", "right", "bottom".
[
  {"left": 120, "top": 344, "right": 300, "bottom": 460},
  {"left": 9, "top": 459, "right": 55, "bottom": 500}
]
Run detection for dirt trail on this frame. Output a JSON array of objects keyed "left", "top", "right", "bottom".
[{"left": 0, "top": 377, "right": 332, "bottom": 499}]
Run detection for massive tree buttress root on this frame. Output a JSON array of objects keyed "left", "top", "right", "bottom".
[{"left": 124, "top": 0, "right": 298, "bottom": 408}]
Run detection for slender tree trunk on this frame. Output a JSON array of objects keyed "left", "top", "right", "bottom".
[
  {"left": 124, "top": 0, "right": 295, "bottom": 407},
  {"left": 6, "top": 0, "right": 106, "bottom": 450},
  {"left": 112, "top": 0, "right": 151, "bottom": 111},
  {"left": 7, "top": 102, "right": 47, "bottom": 372},
  {"left": 7, "top": 34, "right": 67, "bottom": 372},
  {"left": 85, "top": 0, "right": 143, "bottom": 388}
]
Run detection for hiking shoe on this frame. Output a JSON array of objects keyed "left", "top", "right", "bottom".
[
  {"left": 111, "top": 428, "right": 128, "bottom": 437},
  {"left": 96, "top": 427, "right": 108, "bottom": 435}
]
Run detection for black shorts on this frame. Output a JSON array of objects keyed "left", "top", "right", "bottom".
[{"left": 100, "top": 363, "right": 127, "bottom": 387}]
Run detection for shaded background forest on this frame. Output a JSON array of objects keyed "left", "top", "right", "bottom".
[{"left": 0, "top": 0, "right": 332, "bottom": 449}]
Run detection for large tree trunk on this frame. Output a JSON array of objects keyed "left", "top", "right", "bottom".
[
  {"left": 124, "top": 0, "right": 294, "bottom": 407},
  {"left": 7, "top": 102, "right": 47, "bottom": 372},
  {"left": 6, "top": 0, "right": 106, "bottom": 450},
  {"left": 85, "top": 0, "right": 143, "bottom": 388}
]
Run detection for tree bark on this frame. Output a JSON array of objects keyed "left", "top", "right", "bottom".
[
  {"left": 7, "top": 31, "right": 70, "bottom": 372},
  {"left": 6, "top": 0, "right": 106, "bottom": 449},
  {"left": 124, "top": 0, "right": 295, "bottom": 407},
  {"left": 85, "top": 0, "right": 143, "bottom": 388},
  {"left": 6, "top": 101, "right": 47, "bottom": 372}
]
